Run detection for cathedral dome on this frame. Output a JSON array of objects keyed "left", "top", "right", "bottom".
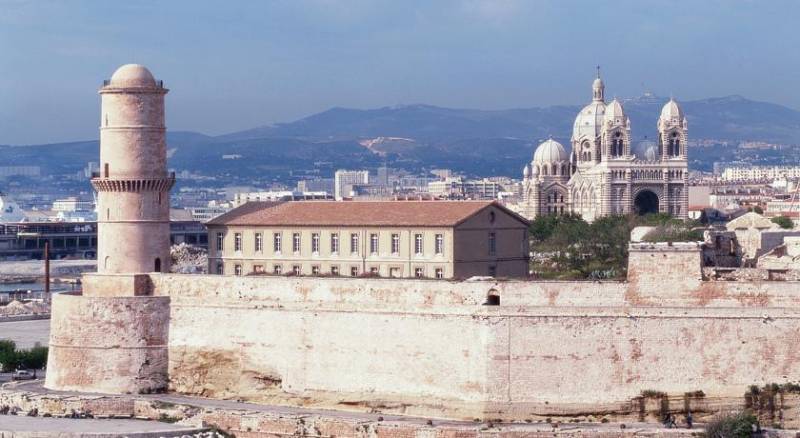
[
  {"left": 660, "top": 98, "right": 684, "bottom": 121},
  {"left": 573, "top": 101, "right": 606, "bottom": 141},
  {"left": 109, "top": 64, "right": 157, "bottom": 87},
  {"left": 533, "top": 138, "right": 569, "bottom": 164}
]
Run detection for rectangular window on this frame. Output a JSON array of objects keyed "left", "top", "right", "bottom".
[
  {"left": 389, "top": 267, "right": 400, "bottom": 277},
  {"left": 350, "top": 233, "right": 359, "bottom": 255},
  {"left": 273, "top": 264, "right": 282, "bottom": 275},
  {"left": 415, "top": 267, "right": 424, "bottom": 278},
  {"left": 234, "top": 232, "right": 242, "bottom": 252},
  {"left": 331, "top": 233, "right": 339, "bottom": 254},
  {"left": 370, "top": 266, "right": 379, "bottom": 275},
  {"left": 293, "top": 233, "right": 301, "bottom": 253},
  {"left": 234, "top": 264, "right": 242, "bottom": 276},
  {"left": 370, "top": 233, "right": 379, "bottom": 255},
  {"left": 216, "top": 262, "right": 224, "bottom": 275},
  {"left": 488, "top": 232, "right": 497, "bottom": 255},
  {"left": 292, "top": 265, "right": 301, "bottom": 275},
  {"left": 255, "top": 232, "right": 263, "bottom": 252},
  {"left": 435, "top": 234, "right": 444, "bottom": 255},
  {"left": 216, "top": 232, "right": 224, "bottom": 251},
  {"left": 435, "top": 268, "right": 444, "bottom": 279},
  {"left": 331, "top": 265, "right": 340, "bottom": 276},
  {"left": 312, "top": 265, "right": 320, "bottom": 275},
  {"left": 350, "top": 266, "right": 359, "bottom": 277},
  {"left": 273, "top": 233, "right": 282, "bottom": 253},
  {"left": 391, "top": 233, "right": 400, "bottom": 254},
  {"left": 312, "top": 233, "right": 320, "bottom": 254},
  {"left": 414, "top": 234, "right": 423, "bottom": 255},
  {"left": 253, "top": 264, "right": 264, "bottom": 274}
]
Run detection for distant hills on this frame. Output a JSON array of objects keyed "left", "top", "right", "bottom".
[{"left": 3, "top": 95, "right": 800, "bottom": 180}]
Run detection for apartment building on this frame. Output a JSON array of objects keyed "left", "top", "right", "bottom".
[{"left": 206, "top": 200, "right": 530, "bottom": 279}]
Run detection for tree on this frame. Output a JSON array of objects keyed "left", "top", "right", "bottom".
[
  {"left": 771, "top": 215, "right": 794, "bottom": 229},
  {"left": 529, "top": 213, "right": 702, "bottom": 280},
  {"left": 0, "top": 340, "right": 17, "bottom": 372},
  {"left": 753, "top": 206, "right": 764, "bottom": 214}
]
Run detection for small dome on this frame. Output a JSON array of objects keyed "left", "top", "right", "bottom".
[
  {"left": 593, "top": 77, "right": 604, "bottom": 89},
  {"left": 523, "top": 164, "right": 531, "bottom": 178},
  {"left": 109, "top": 64, "right": 156, "bottom": 87},
  {"left": 604, "top": 98, "right": 625, "bottom": 122},
  {"left": 660, "top": 98, "right": 683, "bottom": 121},
  {"left": 533, "top": 138, "right": 569, "bottom": 165}
]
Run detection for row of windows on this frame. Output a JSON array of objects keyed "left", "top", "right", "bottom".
[
  {"left": 220, "top": 231, "right": 446, "bottom": 256},
  {"left": 221, "top": 262, "right": 446, "bottom": 279}
]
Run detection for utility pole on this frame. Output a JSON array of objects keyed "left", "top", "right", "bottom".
[{"left": 44, "top": 240, "right": 50, "bottom": 303}]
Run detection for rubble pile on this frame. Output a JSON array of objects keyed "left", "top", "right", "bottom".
[
  {"left": 0, "top": 300, "right": 50, "bottom": 317},
  {"left": 170, "top": 243, "right": 208, "bottom": 274}
]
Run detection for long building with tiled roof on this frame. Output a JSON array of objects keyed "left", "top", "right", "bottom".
[{"left": 206, "top": 200, "right": 529, "bottom": 279}]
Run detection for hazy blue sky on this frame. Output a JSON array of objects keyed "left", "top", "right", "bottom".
[{"left": 1, "top": 0, "right": 798, "bottom": 144}]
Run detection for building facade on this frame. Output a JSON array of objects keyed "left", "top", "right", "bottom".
[
  {"left": 206, "top": 201, "right": 530, "bottom": 279},
  {"left": 521, "top": 73, "right": 689, "bottom": 221},
  {"left": 334, "top": 170, "right": 369, "bottom": 200},
  {"left": 721, "top": 165, "right": 800, "bottom": 182}
]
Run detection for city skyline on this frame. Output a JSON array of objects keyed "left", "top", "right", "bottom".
[{"left": 1, "top": 0, "right": 799, "bottom": 145}]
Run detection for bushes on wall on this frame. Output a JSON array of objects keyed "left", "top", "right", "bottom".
[
  {"left": 703, "top": 411, "right": 758, "bottom": 438},
  {"left": 529, "top": 213, "right": 701, "bottom": 280}
]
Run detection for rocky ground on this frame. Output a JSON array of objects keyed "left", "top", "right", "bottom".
[
  {"left": 170, "top": 243, "right": 207, "bottom": 274},
  {"left": 0, "top": 300, "right": 50, "bottom": 317},
  {"left": 3, "top": 381, "right": 799, "bottom": 437}
]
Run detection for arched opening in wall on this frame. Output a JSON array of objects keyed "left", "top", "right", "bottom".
[
  {"left": 104, "top": 163, "right": 109, "bottom": 178},
  {"left": 484, "top": 289, "right": 500, "bottom": 306},
  {"left": 154, "top": 258, "right": 161, "bottom": 273},
  {"left": 634, "top": 190, "right": 659, "bottom": 215}
]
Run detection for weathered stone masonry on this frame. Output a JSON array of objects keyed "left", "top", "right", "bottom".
[{"left": 45, "top": 241, "right": 800, "bottom": 420}]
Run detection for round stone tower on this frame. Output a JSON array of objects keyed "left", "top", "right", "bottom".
[
  {"left": 95, "top": 64, "right": 173, "bottom": 274},
  {"left": 45, "top": 64, "right": 172, "bottom": 395}
]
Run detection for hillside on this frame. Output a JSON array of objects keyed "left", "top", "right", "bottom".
[{"left": 3, "top": 95, "right": 799, "bottom": 180}]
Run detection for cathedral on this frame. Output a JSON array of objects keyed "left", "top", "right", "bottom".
[{"left": 521, "top": 72, "right": 689, "bottom": 221}]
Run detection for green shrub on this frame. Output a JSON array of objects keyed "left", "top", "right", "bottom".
[
  {"left": 771, "top": 216, "right": 794, "bottom": 230},
  {"left": 703, "top": 411, "right": 758, "bottom": 438},
  {"left": 529, "top": 213, "right": 701, "bottom": 280}
]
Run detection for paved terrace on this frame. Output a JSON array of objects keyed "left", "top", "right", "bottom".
[{"left": 0, "top": 416, "right": 208, "bottom": 437}]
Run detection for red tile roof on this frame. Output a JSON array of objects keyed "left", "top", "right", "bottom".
[{"left": 207, "top": 200, "right": 527, "bottom": 227}]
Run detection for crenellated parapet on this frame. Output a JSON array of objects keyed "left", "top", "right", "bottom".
[{"left": 91, "top": 175, "right": 175, "bottom": 193}]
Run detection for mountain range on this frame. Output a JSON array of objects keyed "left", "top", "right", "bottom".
[{"left": 2, "top": 94, "right": 799, "bottom": 180}]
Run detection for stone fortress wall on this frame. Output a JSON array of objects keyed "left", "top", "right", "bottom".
[{"left": 47, "top": 243, "right": 797, "bottom": 420}]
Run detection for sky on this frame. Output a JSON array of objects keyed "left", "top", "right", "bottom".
[{"left": 0, "top": 0, "right": 798, "bottom": 145}]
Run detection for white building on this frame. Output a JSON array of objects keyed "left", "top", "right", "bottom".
[
  {"left": 721, "top": 166, "right": 800, "bottom": 182},
  {"left": 52, "top": 197, "right": 94, "bottom": 212},
  {"left": 521, "top": 72, "right": 688, "bottom": 221},
  {"left": 334, "top": 170, "right": 369, "bottom": 200}
]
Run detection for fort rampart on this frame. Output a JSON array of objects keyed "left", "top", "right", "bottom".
[{"left": 45, "top": 243, "right": 800, "bottom": 421}]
